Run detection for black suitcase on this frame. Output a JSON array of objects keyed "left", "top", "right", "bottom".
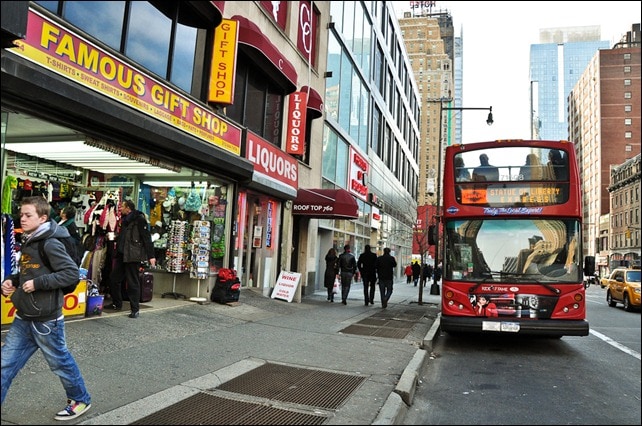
[
  {"left": 123, "top": 270, "right": 154, "bottom": 302},
  {"left": 139, "top": 271, "right": 154, "bottom": 302}
]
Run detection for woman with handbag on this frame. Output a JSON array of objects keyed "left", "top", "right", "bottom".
[{"left": 323, "top": 247, "right": 339, "bottom": 302}]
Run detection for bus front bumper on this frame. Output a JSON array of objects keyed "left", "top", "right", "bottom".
[{"left": 440, "top": 316, "right": 589, "bottom": 337}]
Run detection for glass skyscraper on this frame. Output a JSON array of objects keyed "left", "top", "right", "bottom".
[{"left": 530, "top": 26, "right": 609, "bottom": 140}]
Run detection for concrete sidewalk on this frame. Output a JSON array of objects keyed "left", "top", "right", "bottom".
[{"left": 1, "top": 279, "right": 441, "bottom": 425}]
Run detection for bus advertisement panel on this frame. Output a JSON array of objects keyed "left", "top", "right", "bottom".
[{"left": 439, "top": 140, "right": 590, "bottom": 337}]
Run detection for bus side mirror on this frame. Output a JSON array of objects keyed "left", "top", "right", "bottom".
[
  {"left": 428, "top": 225, "right": 437, "bottom": 245},
  {"left": 583, "top": 256, "right": 595, "bottom": 276}
]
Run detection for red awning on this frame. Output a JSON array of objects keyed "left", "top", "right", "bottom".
[
  {"left": 292, "top": 188, "right": 359, "bottom": 219},
  {"left": 232, "top": 15, "right": 298, "bottom": 93},
  {"left": 300, "top": 85, "right": 323, "bottom": 119}
]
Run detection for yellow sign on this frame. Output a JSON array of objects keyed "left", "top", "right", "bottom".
[
  {"left": 11, "top": 8, "right": 242, "bottom": 155},
  {"left": 209, "top": 19, "right": 238, "bottom": 104},
  {"left": 1, "top": 280, "right": 88, "bottom": 325}
]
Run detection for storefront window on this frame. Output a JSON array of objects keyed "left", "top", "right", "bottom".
[{"left": 2, "top": 111, "right": 233, "bottom": 282}]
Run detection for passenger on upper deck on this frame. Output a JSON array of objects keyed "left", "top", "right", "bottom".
[
  {"left": 520, "top": 153, "right": 544, "bottom": 180},
  {"left": 455, "top": 156, "right": 471, "bottom": 182},
  {"left": 547, "top": 149, "right": 568, "bottom": 181},
  {"left": 472, "top": 154, "right": 499, "bottom": 182}
]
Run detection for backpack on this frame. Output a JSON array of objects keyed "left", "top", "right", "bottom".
[{"left": 38, "top": 236, "right": 83, "bottom": 294}]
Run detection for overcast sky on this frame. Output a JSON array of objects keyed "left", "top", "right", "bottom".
[{"left": 392, "top": 1, "right": 641, "bottom": 142}]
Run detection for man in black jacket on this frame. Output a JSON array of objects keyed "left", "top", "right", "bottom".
[
  {"left": 375, "top": 247, "right": 397, "bottom": 308},
  {"left": 358, "top": 245, "right": 377, "bottom": 306},
  {"left": 337, "top": 244, "right": 357, "bottom": 305},
  {"left": 107, "top": 199, "right": 156, "bottom": 318}
]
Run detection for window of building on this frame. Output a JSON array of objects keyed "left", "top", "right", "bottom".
[
  {"left": 625, "top": 118, "right": 632, "bottom": 126},
  {"left": 624, "top": 92, "right": 632, "bottom": 99},
  {"left": 37, "top": 1, "right": 206, "bottom": 95},
  {"left": 625, "top": 105, "right": 632, "bottom": 112},
  {"left": 374, "top": 44, "right": 384, "bottom": 97},
  {"left": 624, "top": 53, "right": 631, "bottom": 60},
  {"left": 625, "top": 132, "right": 632, "bottom": 139},
  {"left": 224, "top": 55, "right": 286, "bottom": 145},
  {"left": 372, "top": 106, "right": 381, "bottom": 154},
  {"left": 624, "top": 66, "right": 631, "bottom": 73},
  {"left": 624, "top": 79, "right": 631, "bottom": 86}
]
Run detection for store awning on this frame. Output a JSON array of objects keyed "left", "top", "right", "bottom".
[
  {"left": 292, "top": 188, "right": 359, "bottom": 219},
  {"left": 232, "top": 15, "right": 298, "bottom": 93},
  {"left": 300, "top": 85, "right": 323, "bottom": 119}
]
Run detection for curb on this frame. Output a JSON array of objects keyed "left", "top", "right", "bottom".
[{"left": 373, "top": 314, "right": 441, "bottom": 424}]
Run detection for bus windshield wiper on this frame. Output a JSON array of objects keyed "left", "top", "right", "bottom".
[{"left": 468, "top": 275, "right": 495, "bottom": 292}]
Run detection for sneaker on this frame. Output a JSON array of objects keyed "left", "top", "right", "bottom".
[{"left": 55, "top": 399, "right": 91, "bottom": 421}]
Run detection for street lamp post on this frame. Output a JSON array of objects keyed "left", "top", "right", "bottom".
[{"left": 423, "top": 102, "right": 493, "bottom": 305}]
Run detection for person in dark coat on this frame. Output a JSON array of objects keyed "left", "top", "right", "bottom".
[
  {"left": 411, "top": 262, "right": 421, "bottom": 287},
  {"left": 337, "top": 244, "right": 357, "bottom": 305},
  {"left": 323, "top": 247, "right": 339, "bottom": 302},
  {"left": 357, "top": 245, "right": 377, "bottom": 306},
  {"left": 422, "top": 263, "right": 433, "bottom": 287},
  {"left": 107, "top": 199, "right": 156, "bottom": 318},
  {"left": 433, "top": 263, "right": 442, "bottom": 285},
  {"left": 58, "top": 205, "right": 81, "bottom": 241},
  {"left": 375, "top": 247, "right": 397, "bottom": 308}
]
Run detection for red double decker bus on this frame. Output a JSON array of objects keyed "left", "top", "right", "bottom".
[{"left": 438, "top": 140, "right": 592, "bottom": 337}]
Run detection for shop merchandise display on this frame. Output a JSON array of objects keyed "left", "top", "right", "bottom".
[
  {"left": 166, "top": 220, "right": 189, "bottom": 273},
  {"left": 190, "top": 220, "right": 211, "bottom": 279}
]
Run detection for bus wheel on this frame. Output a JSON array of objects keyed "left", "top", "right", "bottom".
[{"left": 606, "top": 291, "right": 617, "bottom": 307}]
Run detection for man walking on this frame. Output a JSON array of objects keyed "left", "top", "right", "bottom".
[
  {"left": 337, "top": 244, "right": 357, "bottom": 305},
  {"left": 375, "top": 247, "right": 397, "bottom": 308},
  {"left": 412, "top": 261, "right": 421, "bottom": 286},
  {"left": 1, "top": 196, "right": 92, "bottom": 421},
  {"left": 357, "top": 245, "right": 377, "bottom": 306}
]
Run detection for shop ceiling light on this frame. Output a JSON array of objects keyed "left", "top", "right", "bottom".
[{"left": 4, "top": 141, "right": 180, "bottom": 175}]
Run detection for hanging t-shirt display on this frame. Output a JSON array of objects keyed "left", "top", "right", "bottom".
[{"left": 190, "top": 220, "right": 210, "bottom": 279}]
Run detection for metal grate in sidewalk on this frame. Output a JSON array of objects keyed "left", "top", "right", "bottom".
[
  {"left": 216, "top": 362, "right": 366, "bottom": 409},
  {"left": 339, "top": 305, "right": 432, "bottom": 339},
  {"left": 130, "top": 392, "right": 327, "bottom": 425},
  {"left": 130, "top": 363, "right": 366, "bottom": 425}
]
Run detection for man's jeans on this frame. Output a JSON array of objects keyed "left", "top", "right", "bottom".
[
  {"left": 1, "top": 316, "right": 91, "bottom": 405},
  {"left": 378, "top": 279, "right": 394, "bottom": 302}
]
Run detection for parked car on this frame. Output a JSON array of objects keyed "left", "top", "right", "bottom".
[{"left": 604, "top": 267, "right": 641, "bottom": 312}]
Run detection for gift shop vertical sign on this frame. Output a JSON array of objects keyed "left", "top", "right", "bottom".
[
  {"left": 208, "top": 19, "right": 238, "bottom": 104},
  {"left": 349, "top": 147, "right": 368, "bottom": 201}
]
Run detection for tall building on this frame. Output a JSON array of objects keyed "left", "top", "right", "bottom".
[
  {"left": 569, "top": 24, "right": 641, "bottom": 271},
  {"left": 397, "top": 5, "right": 455, "bottom": 262},
  {"left": 530, "top": 26, "right": 610, "bottom": 140},
  {"left": 317, "top": 2, "right": 421, "bottom": 271}
]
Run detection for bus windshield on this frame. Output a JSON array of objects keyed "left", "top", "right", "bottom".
[{"left": 445, "top": 218, "right": 581, "bottom": 284}]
